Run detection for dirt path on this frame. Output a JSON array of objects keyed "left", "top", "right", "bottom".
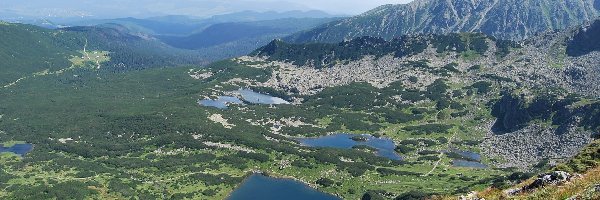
[
  {"left": 2, "top": 77, "right": 27, "bottom": 88},
  {"left": 423, "top": 128, "right": 458, "bottom": 176},
  {"left": 82, "top": 38, "right": 101, "bottom": 69},
  {"left": 83, "top": 38, "right": 89, "bottom": 59}
]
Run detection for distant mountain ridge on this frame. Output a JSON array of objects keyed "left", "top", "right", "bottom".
[
  {"left": 199, "top": 10, "right": 340, "bottom": 23},
  {"left": 287, "top": 0, "right": 600, "bottom": 43},
  {"left": 65, "top": 10, "right": 343, "bottom": 36},
  {"left": 51, "top": 11, "right": 344, "bottom": 62},
  {"left": 0, "top": 22, "right": 205, "bottom": 86},
  {"left": 159, "top": 18, "right": 340, "bottom": 50}
]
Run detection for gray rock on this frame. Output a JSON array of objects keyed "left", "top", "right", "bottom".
[
  {"left": 504, "top": 188, "right": 522, "bottom": 196},
  {"left": 287, "top": 0, "right": 600, "bottom": 43},
  {"left": 524, "top": 171, "right": 572, "bottom": 191}
]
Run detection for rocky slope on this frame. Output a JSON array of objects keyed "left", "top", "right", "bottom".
[
  {"left": 248, "top": 19, "right": 600, "bottom": 170},
  {"left": 287, "top": 0, "right": 600, "bottom": 43},
  {"left": 259, "top": 28, "right": 600, "bottom": 99},
  {"left": 567, "top": 19, "right": 600, "bottom": 56},
  {"left": 468, "top": 140, "right": 600, "bottom": 200}
]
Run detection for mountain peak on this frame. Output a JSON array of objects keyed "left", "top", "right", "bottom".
[{"left": 287, "top": 0, "right": 600, "bottom": 43}]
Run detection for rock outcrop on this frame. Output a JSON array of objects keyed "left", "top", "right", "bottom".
[
  {"left": 504, "top": 171, "right": 573, "bottom": 196},
  {"left": 287, "top": 0, "right": 600, "bottom": 43},
  {"left": 482, "top": 123, "right": 594, "bottom": 169}
]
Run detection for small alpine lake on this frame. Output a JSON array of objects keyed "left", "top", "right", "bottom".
[
  {"left": 447, "top": 150, "right": 488, "bottom": 169},
  {"left": 0, "top": 143, "right": 33, "bottom": 157},
  {"left": 227, "top": 174, "right": 340, "bottom": 200},
  {"left": 199, "top": 89, "right": 290, "bottom": 109},
  {"left": 297, "top": 134, "right": 402, "bottom": 160},
  {"left": 235, "top": 89, "right": 290, "bottom": 105}
]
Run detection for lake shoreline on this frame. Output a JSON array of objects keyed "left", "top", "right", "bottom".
[{"left": 225, "top": 170, "right": 341, "bottom": 200}]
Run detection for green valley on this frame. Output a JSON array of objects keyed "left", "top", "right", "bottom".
[
  {"left": 0, "top": 1, "right": 599, "bottom": 199},
  {"left": 1, "top": 18, "right": 599, "bottom": 199}
]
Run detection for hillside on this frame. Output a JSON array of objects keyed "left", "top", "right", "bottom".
[
  {"left": 459, "top": 140, "right": 600, "bottom": 200},
  {"left": 69, "top": 10, "right": 342, "bottom": 36},
  {"left": 0, "top": 23, "right": 80, "bottom": 86},
  {"left": 0, "top": 22, "right": 203, "bottom": 87},
  {"left": 0, "top": 17, "right": 598, "bottom": 199},
  {"left": 66, "top": 14, "right": 343, "bottom": 62},
  {"left": 567, "top": 19, "right": 600, "bottom": 56},
  {"left": 61, "top": 25, "right": 205, "bottom": 69},
  {"left": 287, "top": 0, "right": 600, "bottom": 43},
  {"left": 70, "top": 17, "right": 204, "bottom": 36},
  {"left": 159, "top": 18, "right": 340, "bottom": 50}
]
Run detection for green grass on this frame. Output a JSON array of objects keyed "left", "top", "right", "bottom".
[
  {"left": 0, "top": 37, "right": 597, "bottom": 200},
  {"left": 0, "top": 23, "right": 81, "bottom": 86},
  {"left": 461, "top": 50, "right": 481, "bottom": 61},
  {"left": 2, "top": 141, "right": 26, "bottom": 147},
  {"left": 69, "top": 50, "right": 110, "bottom": 69},
  {"left": 0, "top": 152, "right": 19, "bottom": 159},
  {"left": 0, "top": 64, "right": 512, "bottom": 199},
  {"left": 549, "top": 45, "right": 567, "bottom": 69},
  {"left": 473, "top": 141, "right": 600, "bottom": 200}
]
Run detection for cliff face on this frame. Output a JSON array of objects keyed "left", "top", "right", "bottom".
[
  {"left": 567, "top": 20, "right": 600, "bottom": 56},
  {"left": 484, "top": 91, "right": 599, "bottom": 169},
  {"left": 287, "top": 0, "right": 600, "bottom": 43},
  {"left": 491, "top": 93, "right": 532, "bottom": 134}
]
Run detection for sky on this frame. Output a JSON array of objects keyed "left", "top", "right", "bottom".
[
  {"left": 276, "top": 0, "right": 413, "bottom": 14},
  {"left": 0, "top": 0, "right": 414, "bottom": 19}
]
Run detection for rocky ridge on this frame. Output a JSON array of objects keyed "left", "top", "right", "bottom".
[
  {"left": 246, "top": 33, "right": 600, "bottom": 98},
  {"left": 230, "top": 20, "right": 600, "bottom": 171},
  {"left": 287, "top": 0, "right": 600, "bottom": 43},
  {"left": 481, "top": 122, "right": 594, "bottom": 169}
]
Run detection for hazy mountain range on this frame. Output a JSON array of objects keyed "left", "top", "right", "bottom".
[
  {"left": 0, "top": 0, "right": 407, "bottom": 21},
  {"left": 67, "top": 10, "right": 342, "bottom": 36},
  {"left": 0, "top": 0, "right": 308, "bottom": 19}
]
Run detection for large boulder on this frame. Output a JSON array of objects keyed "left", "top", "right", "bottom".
[{"left": 524, "top": 171, "right": 572, "bottom": 191}]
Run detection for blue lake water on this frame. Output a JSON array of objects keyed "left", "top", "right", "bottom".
[
  {"left": 0, "top": 143, "right": 33, "bottom": 157},
  {"left": 453, "top": 150, "right": 481, "bottom": 162},
  {"left": 297, "top": 134, "right": 402, "bottom": 160},
  {"left": 448, "top": 150, "right": 487, "bottom": 168},
  {"left": 199, "top": 90, "right": 290, "bottom": 108},
  {"left": 227, "top": 174, "right": 340, "bottom": 200},
  {"left": 236, "top": 89, "right": 290, "bottom": 105},
  {"left": 198, "top": 96, "right": 243, "bottom": 109}
]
